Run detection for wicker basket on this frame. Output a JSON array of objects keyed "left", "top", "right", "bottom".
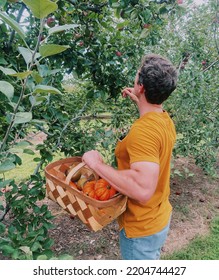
[{"left": 45, "top": 157, "right": 127, "bottom": 232}]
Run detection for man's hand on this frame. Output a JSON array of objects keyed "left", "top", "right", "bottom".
[
  {"left": 82, "top": 150, "right": 103, "bottom": 170},
  {"left": 122, "top": 87, "right": 139, "bottom": 104}
]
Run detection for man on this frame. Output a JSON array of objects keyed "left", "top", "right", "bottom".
[{"left": 82, "top": 54, "right": 178, "bottom": 260}]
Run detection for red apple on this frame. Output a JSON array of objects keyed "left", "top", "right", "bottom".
[
  {"left": 143, "top": 23, "right": 151, "bottom": 29},
  {"left": 46, "top": 17, "right": 56, "bottom": 28},
  {"left": 116, "top": 51, "right": 122, "bottom": 57},
  {"left": 79, "top": 41, "right": 84, "bottom": 47},
  {"left": 177, "top": 0, "right": 183, "bottom": 4}
]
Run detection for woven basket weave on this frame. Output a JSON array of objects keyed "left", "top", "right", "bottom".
[{"left": 45, "top": 157, "right": 127, "bottom": 232}]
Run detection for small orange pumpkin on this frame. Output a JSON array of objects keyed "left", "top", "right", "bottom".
[
  {"left": 94, "top": 179, "right": 117, "bottom": 201},
  {"left": 83, "top": 181, "right": 98, "bottom": 199},
  {"left": 69, "top": 181, "right": 77, "bottom": 189}
]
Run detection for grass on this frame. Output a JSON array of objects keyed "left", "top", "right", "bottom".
[
  {"left": 3, "top": 153, "right": 38, "bottom": 182},
  {"left": 2, "top": 150, "right": 64, "bottom": 183},
  {"left": 162, "top": 217, "right": 219, "bottom": 260}
]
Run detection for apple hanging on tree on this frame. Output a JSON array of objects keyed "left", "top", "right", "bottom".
[
  {"left": 46, "top": 17, "right": 56, "bottom": 28},
  {"left": 143, "top": 23, "right": 151, "bottom": 29},
  {"left": 116, "top": 51, "right": 122, "bottom": 57},
  {"left": 78, "top": 41, "right": 84, "bottom": 47}
]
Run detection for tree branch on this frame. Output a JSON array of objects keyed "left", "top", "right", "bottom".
[
  {"left": 8, "top": 4, "right": 26, "bottom": 49},
  {"left": 203, "top": 59, "right": 219, "bottom": 72},
  {"left": 0, "top": 203, "right": 10, "bottom": 222}
]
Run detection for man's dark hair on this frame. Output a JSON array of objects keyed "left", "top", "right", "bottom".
[{"left": 138, "top": 54, "right": 178, "bottom": 104}]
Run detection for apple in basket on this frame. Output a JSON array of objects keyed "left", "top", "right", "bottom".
[
  {"left": 69, "top": 181, "right": 77, "bottom": 189},
  {"left": 66, "top": 162, "right": 95, "bottom": 191},
  {"left": 65, "top": 162, "right": 81, "bottom": 182}
]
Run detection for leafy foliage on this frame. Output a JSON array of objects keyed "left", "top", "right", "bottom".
[{"left": 0, "top": 0, "right": 218, "bottom": 259}]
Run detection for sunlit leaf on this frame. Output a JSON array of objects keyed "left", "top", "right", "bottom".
[
  {"left": 33, "top": 85, "right": 61, "bottom": 94},
  {"left": 22, "top": 0, "right": 58, "bottom": 19},
  {"left": 0, "top": 81, "right": 14, "bottom": 99},
  {"left": 39, "top": 44, "right": 70, "bottom": 58},
  {"left": 18, "top": 47, "right": 41, "bottom": 65},
  {"left": 48, "top": 24, "right": 79, "bottom": 35},
  {"left": 0, "top": 11, "right": 26, "bottom": 40},
  {"left": 0, "top": 0, "right": 7, "bottom": 8},
  {"left": 10, "top": 71, "right": 33, "bottom": 79},
  {"left": 14, "top": 112, "right": 32, "bottom": 124},
  {"left": 0, "top": 159, "right": 15, "bottom": 173},
  {"left": 0, "top": 66, "right": 16, "bottom": 75}
]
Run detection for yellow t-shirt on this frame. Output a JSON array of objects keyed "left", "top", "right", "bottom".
[{"left": 115, "top": 111, "right": 176, "bottom": 238}]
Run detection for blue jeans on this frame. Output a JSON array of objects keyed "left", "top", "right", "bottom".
[{"left": 119, "top": 220, "right": 171, "bottom": 260}]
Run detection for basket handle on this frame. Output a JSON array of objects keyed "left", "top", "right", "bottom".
[{"left": 65, "top": 161, "right": 99, "bottom": 185}]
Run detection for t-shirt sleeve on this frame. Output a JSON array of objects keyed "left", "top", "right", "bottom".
[{"left": 127, "top": 124, "right": 161, "bottom": 164}]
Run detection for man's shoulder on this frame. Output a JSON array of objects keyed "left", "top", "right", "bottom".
[{"left": 128, "top": 112, "right": 176, "bottom": 141}]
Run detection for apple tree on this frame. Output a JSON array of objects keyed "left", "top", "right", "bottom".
[{"left": 149, "top": 0, "right": 219, "bottom": 177}]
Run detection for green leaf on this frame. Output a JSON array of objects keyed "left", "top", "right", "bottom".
[
  {"left": 23, "top": 148, "right": 35, "bottom": 155},
  {"left": 0, "top": 57, "right": 7, "bottom": 65},
  {"left": 111, "top": 3, "right": 120, "bottom": 8},
  {"left": 14, "top": 112, "right": 32, "bottom": 124},
  {"left": 100, "top": 21, "right": 109, "bottom": 29},
  {"left": 0, "top": 0, "right": 7, "bottom": 8},
  {"left": 22, "top": 0, "right": 58, "bottom": 19},
  {"left": 1, "top": 245, "right": 15, "bottom": 255},
  {"left": 31, "top": 119, "right": 47, "bottom": 124},
  {"left": 0, "top": 159, "right": 15, "bottom": 173},
  {"left": 58, "top": 254, "right": 74, "bottom": 260},
  {"left": 37, "top": 255, "right": 48, "bottom": 260},
  {"left": 33, "top": 157, "right": 41, "bottom": 162},
  {"left": 19, "top": 246, "right": 33, "bottom": 259},
  {"left": 0, "top": 11, "right": 26, "bottom": 40},
  {"left": 18, "top": 47, "right": 41, "bottom": 65},
  {"left": 10, "top": 71, "right": 33, "bottom": 79},
  {"left": 33, "top": 85, "right": 61, "bottom": 94},
  {"left": 0, "top": 81, "right": 14, "bottom": 99},
  {"left": 0, "top": 66, "right": 17, "bottom": 75},
  {"left": 29, "top": 95, "right": 47, "bottom": 106},
  {"left": 0, "top": 222, "right": 6, "bottom": 234},
  {"left": 39, "top": 44, "right": 70, "bottom": 57},
  {"left": 31, "top": 242, "right": 42, "bottom": 252},
  {"left": 0, "top": 179, "right": 13, "bottom": 189},
  {"left": 139, "top": 28, "right": 149, "bottom": 39},
  {"left": 48, "top": 24, "right": 79, "bottom": 35},
  {"left": 32, "top": 71, "right": 43, "bottom": 84},
  {"left": 19, "top": 246, "right": 31, "bottom": 254},
  {"left": 11, "top": 249, "right": 20, "bottom": 260},
  {"left": 117, "top": 20, "right": 129, "bottom": 29}
]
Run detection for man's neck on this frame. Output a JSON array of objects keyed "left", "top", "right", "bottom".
[{"left": 138, "top": 99, "right": 163, "bottom": 117}]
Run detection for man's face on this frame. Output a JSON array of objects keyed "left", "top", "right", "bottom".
[
  {"left": 133, "top": 70, "right": 143, "bottom": 96},
  {"left": 133, "top": 70, "right": 140, "bottom": 93}
]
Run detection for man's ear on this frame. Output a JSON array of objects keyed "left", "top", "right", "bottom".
[{"left": 138, "top": 84, "right": 144, "bottom": 94}]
